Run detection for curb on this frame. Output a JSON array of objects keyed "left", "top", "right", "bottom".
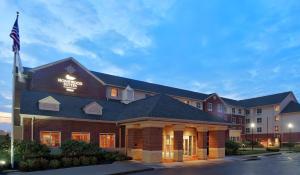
[{"left": 109, "top": 167, "right": 154, "bottom": 175}]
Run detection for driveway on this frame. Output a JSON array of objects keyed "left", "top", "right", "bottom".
[{"left": 133, "top": 153, "right": 300, "bottom": 175}]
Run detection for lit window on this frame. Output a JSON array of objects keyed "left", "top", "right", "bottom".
[
  {"left": 208, "top": 103, "right": 213, "bottom": 111},
  {"left": 183, "top": 100, "right": 190, "bottom": 104},
  {"left": 246, "top": 118, "right": 250, "bottom": 124},
  {"left": 40, "top": 131, "right": 61, "bottom": 147},
  {"left": 257, "top": 118, "right": 262, "bottom": 123},
  {"left": 111, "top": 88, "right": 118, "bottom": 97},
  {"left": 257, "top": 127, "right": 262, "bottom": 133},
  {"left": 72, "top": 132, "right": 90, "bottom": 143},
  {"left": 275, "top": 105, "right": 280, "bottom": 112},
  {"left": 256, "top": 108, "right": 262, "bottom": 115},
  {"left": 245, "top": 128, "right": 250, "bottom": 133},
  {"left": 196, "top": 102, "right": 202, "bottom": 109},
  {"left": 99, "top": 133, "right": 115, "bottom": 148},
  {"left": 275, "top": 115, "right": 280, "bottom": 121},
  {"left": 232, "top": 108, "right": 235, "bottom": 114},
  {"left": 275, "top": 126, "right": 279, "bottom": 132}
]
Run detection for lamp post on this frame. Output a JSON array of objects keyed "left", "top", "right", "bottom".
[
  {"left": 288, "top": 123, "right": 293, "bottom": 151},
  {"left": 250, "top": 123, "right": 255, "bottom": 150}
]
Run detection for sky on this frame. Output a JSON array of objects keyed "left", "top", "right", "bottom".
[{"left": 1, "top": 0, "right": 300, "bottom": 131}]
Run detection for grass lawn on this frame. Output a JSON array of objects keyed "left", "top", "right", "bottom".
[{"left": 236, "top": 149, "right": 268, "bottom": 155}]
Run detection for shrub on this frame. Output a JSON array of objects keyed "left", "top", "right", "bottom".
[
  {"left": 90, "top": 156, "right": 98, "bottom": 164},
  {"left": 14, "top": 140, "right": 50, "bottom": 161},
  {"left": 49, "top": 159, "right": 61, "bottom": 169},
  {"left": 62, "top": 157, "right": 72, "bottom": 167},
  {"left": 18, "top": 161, "right": 29, "bottom": 171},
  {"left": 266, "top": 147, "right": 280, "bottom": 152},
  {"left": 225, "top": 140, "right": 240, "bottom": 155},
  {"left": 27, "top": 159, "right": 41, "bottom": 171},
  {"left": 80, "top": 156, "right": 90, "bottom": 165},
  {"left": 72, "top": 157, "right": 80, "bottom": 166},
  {"left": 40, "top": 158, "right": 49, "bottom": 169},
  {"left": 61, "top": 140, "right": 101, "bottom": 157}
]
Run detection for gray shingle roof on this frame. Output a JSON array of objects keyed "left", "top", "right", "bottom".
[
  {"left": 91, "top": 71, "right": 209, "bottom": 100},
  {"left": 20, "top": 90, "right": 228, "bottom": 124},
  {"left": 238, "top": 91, "right": 291, "bottom": 108},
  {"left": 281, "top": 101, "right": 300, "bottom": 114}
]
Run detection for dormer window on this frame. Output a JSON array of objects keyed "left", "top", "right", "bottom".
[
  {"left": 39, "top": 96, "right": 60, "bottom": 111},
  {"left": 83, "top": 102, "right": 102, "bottom": 115},
  {"left": 111, "top": 88, "right": 118, "bottom": 97},
  {"left": 122, "top": 85, "right": 134, "bottom": 104}
]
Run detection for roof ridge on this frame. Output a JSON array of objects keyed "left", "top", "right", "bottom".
[{"left": 239, "top": 91, "right": 291, "bottom": 102}]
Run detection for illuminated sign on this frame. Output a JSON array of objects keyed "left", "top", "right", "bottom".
[{"left": 57, "top": 74, "right": 83, "bottom": 92}]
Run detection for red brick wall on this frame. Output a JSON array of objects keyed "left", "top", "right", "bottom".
[
  {"left": 23, "top": 118, "right": 32, "bottom": 140},
  {"left": 29, "top": 59, "right": 106, "bottom": 99},
  {"left": 127, "top": 128, "right": 143, "bottom": 149},
  {"left": 203, "top": 95, "right": 225, "bottom": 118},
  {"left": 24, "top": 118, "right": 118, "bottom": 146},
  {"left": 197, "top": 131, "right": 207, "bottom": 149},
  {"left": 142, "top": 127, "right": 163, "bottom": 151},
  {"left": 173, "top": 130, "right": 183, "bottom": 150},
  {"left": 209, "top": 130, "right": 225, "bottom": 148}
]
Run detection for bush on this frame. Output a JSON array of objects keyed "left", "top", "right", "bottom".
[
  {"left": 62, "top": 157, "right": 72, "bottom": 167},
  {"left": 225, "top": 140, "right": 240, "bottom": 155},
  {"left": 61, "top": 140, "right": 101, "bottom": 157},
  {"left": 27, "top": 159, "right": 41, "bottom": 171},
  {"left": 49, "top": 159, "right": 61, "bottom": 169},
  {"left": 18, "top": 161, "right": 29, "bottom": 171},
  {"left": 72, "top": 157, "right": 80, "bottom": 166},
  {"left": 14, "top": 140, "right": 50, "bottom": 161},
  {"left": 266, "top": 147, "right": 280, "bottom": 152},
  {"left": 79, "top": 156, "right": 90, "bottom": 165},
  {"left": 40, "top": 158, "right": 49, "bottom": 169},
  {"left": 90, "top": 156, "right": 98, "bottom": 164}
]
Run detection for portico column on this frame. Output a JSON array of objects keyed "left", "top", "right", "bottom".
[
  {"left": 196, "top": 127, "right": 208, "bottom": 160},
  {"left": 173, "top": 125, "right": 184, "bottom": 162},
  {"left": 126, "top": 124, "right": 143, "bottom": 160},
  {"left": 208, "top": 126, "right": 227, "bottom": 159},
  {"left": 141, "top": 122, "right": 164, "bottom": 163}
]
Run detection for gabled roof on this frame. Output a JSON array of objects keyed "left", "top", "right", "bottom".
[
  {"left": 239, "top": 91, "right": 292, "bottom": 108},
  {"left": 281, "top": 101, "right": 300, "bottom": 114},
  {"left": 91, "top": 71, "right": 209, "bottom": 100},
  {"left": 20, "top": 90, "right": 228, "bottom": 124},
  {"left": 221, "top": 97, "right": 242, "bottom": 107},
  {"left": 119, "top": 94, "right": 228, "bottom": 123}
]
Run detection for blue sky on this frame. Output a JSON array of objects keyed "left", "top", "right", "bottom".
[{"left": 1, "top": 0, "right": 300, "bottom": 131}]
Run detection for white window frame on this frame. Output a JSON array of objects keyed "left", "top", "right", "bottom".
[
  {"left": 196, "top": 102, "right": 202, "bottom": 110},
  {"left": 256, "top": 108, "right": 262, "bottom": 115},
  {"left": 40, "top": 131, "right": 61, "bottom": 148},
  {"left": 208, "top": 103, "right": 213, "bottom": 111},
  {"left": 111, "top": 88, "right": 118, "bottom": 97},
  {"left": 217, "top": 104, "right": 223, "bottom": 113},
  {"left": 99, "top": 133, "right": 116, "bottom": 149}
]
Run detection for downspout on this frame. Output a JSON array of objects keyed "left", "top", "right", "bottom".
[{"left": 31, "top": 117, "right": 34, "bottom": 141}]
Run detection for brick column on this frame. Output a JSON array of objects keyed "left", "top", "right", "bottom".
[
  {"left": 127, "top": 128, "right": 143, "bottom": 160},
  {"left": 173, "top": 130, "right": 183, "bottom": 162},
  {"left": 197, "top": 127, "right": 208, "bottom": 160},
  {"left": 142, "top": 127, "right": 163, "bottom": 163},
  {"left": 208, "top": 129, "right": 226, "bottom": 159}
]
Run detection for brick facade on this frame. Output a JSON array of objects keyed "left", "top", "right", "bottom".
[
  {"left": 127, "top": 128, "right": 143, "bottom": 149},
  {"left": 209, "top": 130, "right": 225, "bottom": 148},
  {"left": 142, "top": 127, "right": 163, "bottom": 151},
  {"left": 197, "top": 131, "right": 207, "bottom": 149},
  {"left": 173, "top": 130, "right": 183, "bottom": 150}
]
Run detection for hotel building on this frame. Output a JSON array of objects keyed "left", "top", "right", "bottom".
[{"left": 12, "top": 57, "right": 300, "bottom": 163}]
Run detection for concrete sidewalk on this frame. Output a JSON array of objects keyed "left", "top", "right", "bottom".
[{"left": 7, "top": 161, "right": 153, "bottom": 175}]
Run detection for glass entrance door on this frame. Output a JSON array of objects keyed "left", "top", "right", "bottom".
[
  {"left": 183, "top": 135, "right": 192, "bottom": 156},
  {"left": 163, "top": 135, "right": 174, "bottom": 159}
]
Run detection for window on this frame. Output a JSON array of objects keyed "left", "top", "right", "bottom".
[
  {"left": 72, "top": 132, "right": 90, "bottom": 143},
  {"left": 208, "top": 103, "right": 213, "bottom": 111},
  {"left": 184, "top": 100, "right": 190, "bottom": 104},
  {"left": 275, "top": 126, "right": 279, "bottom": 132},
  {"left": 246, "top": 118, "right": 250, "bottom": 124},
  {"left": 257, "top": 127, "right": 262, "bottom": 133},
  {"left": 39, "top": 96, "right": 60, "bottom": 111},
  {"left": 238, "top": 118, "right": 243, "bottom": 124},
  {"left": 99, "top": 133, "right": 115, "bottom": 148},
  {"left": 231, "top": 117, "right": 236, "bottom": 124},
  {"left": 246, "top": 128, "right": 250, "bottom": 133},
  {"left": 275, "top": 115, "right": 280, "bottom": 121},
  {"left": 196, "top": 102, "right": 202, "bottom": 109},
  {"left": 257, "top": 118, "right": 262, "bottom": 123},
  {"left": 40, "top": 131, "right": 61, "bottom": 147},
  {"left": 238, "top": 109, "right": 242, "bottom": 114},
  {"left": 256, "top": 108, "right": 262, "bottom": 115},
  {"left": 111, "top": 88, "right": 118, "bottom": 97},
  {"left": 274, "top": 105, "right": 280, "bottom": 112},
  {"left": 245, "top": 109, "right": 250, "bottom": 115},
  {"left": 232, "top": 108, "right": 235, "bottom": 114},
  {"left": 217, "top": 104, "right": 223, "bottom": 113}
]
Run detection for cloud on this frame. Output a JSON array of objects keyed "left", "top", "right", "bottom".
[
  {"left": 0, "top": 112, "right": 11, "bottom": 124},
  {"left": 0, "top": 92, "right": 12, "bottom": 101}
]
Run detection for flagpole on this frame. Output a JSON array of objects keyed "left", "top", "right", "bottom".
[{"left": 11, "top": 51, "right": 17, "bottom": 169}]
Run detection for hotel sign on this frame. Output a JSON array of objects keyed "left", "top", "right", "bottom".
[{"left": 57, "top": 74, "right": 83, "bottom": 92}]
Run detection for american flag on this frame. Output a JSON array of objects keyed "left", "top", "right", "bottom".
[{"left": 10, "top": 12, "right": 20, "bottom": 52}]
